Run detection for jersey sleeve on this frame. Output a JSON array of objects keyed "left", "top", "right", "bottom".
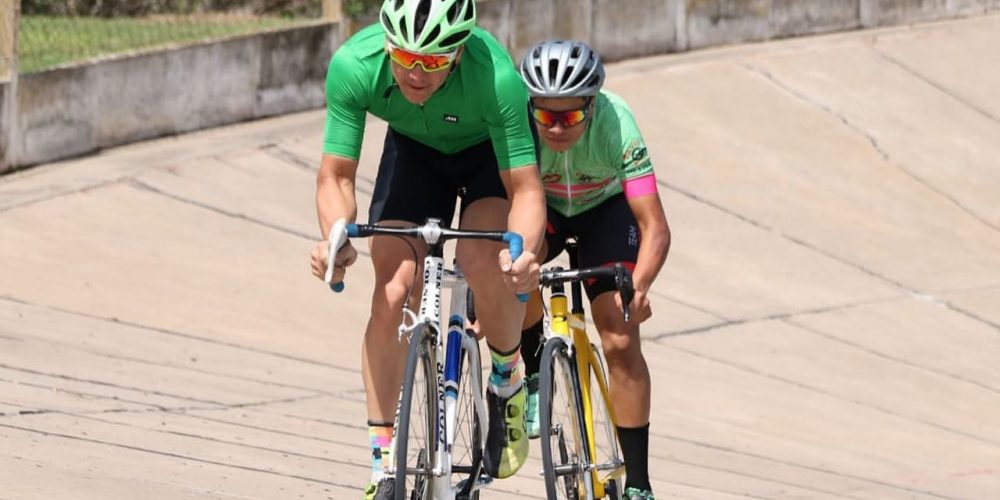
[
  {"left": 616, "top": 104, "right": 654, "bottom": 181},
  {"left": 485, "top": 57, "right": 537, "bottom": 170},
  {"left": 612, "top": 100, "right": 657, "bottom": 199},
  {"left": 322, "top": 46, "right": 368, "bottom": 160}
]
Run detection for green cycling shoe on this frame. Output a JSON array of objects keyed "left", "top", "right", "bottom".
[
  {"left": 624, "top": 487, "right": 656, "bottom": 500},
  {"left": 483, "top": 385, "right": 529, "bottom": 478},
  {"left": 525, "top": 373, "right": 541, "bottom": 439},
  {"left": 364, "top": 477, "right": 394, "bottom": 500}
]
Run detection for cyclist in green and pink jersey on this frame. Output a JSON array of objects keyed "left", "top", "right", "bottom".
[
  {"left": 308, "top": 1, "right": 546, "bottom": 497},
  {"left": 518, "top": 40, "right": 671, "bottom": 500}
]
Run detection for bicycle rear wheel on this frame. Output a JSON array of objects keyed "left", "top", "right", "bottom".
[
  {"left": 448, "top": 329, "right": 484, "bottom": 500},
  {"left": 394, "top": 326, "right": 438, "bottom": 500},
  {"left": 539, "top": 337, "right": 592, "bottom": 500}
]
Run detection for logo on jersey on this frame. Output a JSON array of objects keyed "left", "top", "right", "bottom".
[
  {"left": 623, "top": 139, "right": 652, "bottom": 176},
  {"left": 542, "top": 173, "right": 562, "bottom": 184},
  {"left": 576, "top": 173, "right": 596, "bottom": 183},
  {"left": 443, "top": 114, "right": 459, "bottom": 123}
]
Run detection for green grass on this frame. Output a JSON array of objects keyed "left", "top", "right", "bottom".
[{"left": 19, "top": 15, "right": 313, "bottom": 73}]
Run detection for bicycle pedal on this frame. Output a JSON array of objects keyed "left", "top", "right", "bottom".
[{"left": 456, "top": 474, "right": 493, "bottom": 492}]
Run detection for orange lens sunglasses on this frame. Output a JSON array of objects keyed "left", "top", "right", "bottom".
[
  {"left": 530, "top": 99, "right": 593, "bottom": 128},
  {"left": 386, "top": 42, "right": 458, "bottom": 72}
]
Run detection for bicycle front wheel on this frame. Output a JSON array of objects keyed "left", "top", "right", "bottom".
[
  {"left": 395, "top": 326, "right": 438, "bottom": 500},
  {"left": 448, "top": 329, "right": 484, "bottom": 499},
  {"left": 539, "top": 337, "right": 592, "bottom": 500},
  {"left": 588, "top": 344, "right": 625, "bottom": 499}
]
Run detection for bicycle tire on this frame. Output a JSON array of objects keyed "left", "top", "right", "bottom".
[
  {"left": 395, "top": 326, "right": 438, "bottom": 500},
  {"left": 588, "top": 343, "right": 625, "bottom": 499},
  {"left": 450, "top": 330, "right": 484, "bottom": 500},
  {"left": 539, "top": 337, "right": 593, "bottom": 500}
]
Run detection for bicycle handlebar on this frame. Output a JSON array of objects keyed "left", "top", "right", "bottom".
[
  {"left": 539, "top": 263, "right": 635, "bottom": 322},
  {"left": 324, "top": 218, "right": 529, "bottom": 302}
]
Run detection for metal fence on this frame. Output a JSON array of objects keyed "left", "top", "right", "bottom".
[{"left": 17, "top": 0, "right": 336, "bottom": 73}]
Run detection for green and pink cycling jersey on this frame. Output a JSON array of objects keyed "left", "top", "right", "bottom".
[{"left": 539, "top": 90, "right": 656, "bottom": 217}]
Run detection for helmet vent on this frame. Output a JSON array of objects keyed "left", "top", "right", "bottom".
[
  {"left": 415, "top": 0, "right": 432, "bottom": 34},
  {"left": 441, "top": 30, "right": 468, "bottom": 49},
  {"left": 394, "top": 0, "right": 404, "bottom": 10},
  {"left": 447, "top": 1, "right": 460, "bottom": 23},
  {"left": 548, "top": 60, "right": 559, "bottom": 86},
  {"left": 559, "top": 64, "right": 574, "bottom": 87},
  {"left": 426, "top": 25, "right": 442, "bottom": 46},
  {"left": 463, "top": 0, "right": 475, "bottom": 21},
  {"left": 381, "top": 12, "right": 396, "bottom": 36}
]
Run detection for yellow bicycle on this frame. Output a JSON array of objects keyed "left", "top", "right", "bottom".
[{"left": 538, "top": 243, "right": 634, "bottom": 500}]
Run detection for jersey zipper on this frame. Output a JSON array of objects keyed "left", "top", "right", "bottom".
[
  {"left": 563, "top": 152, "right": 574, "bottom": 217},
  {"left": 419, "top": 104, "right": 430, "bottom": 135}
]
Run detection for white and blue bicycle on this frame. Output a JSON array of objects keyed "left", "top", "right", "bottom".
[{"left": 326, "top": 217, "right": 526, "bottom": 500}]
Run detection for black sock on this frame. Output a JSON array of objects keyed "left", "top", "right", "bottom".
[
  {"left": 618, "top": 423, "right": 652, "bottom": 492},
  {"left": 520, "top": 320, "right": 544, "bottom": 377}
]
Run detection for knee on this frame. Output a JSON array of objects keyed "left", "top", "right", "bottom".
[
  {"left": 456, "top": 240, "right": 500, "bottom": 285},
  {"left": 597, "top": 326, "right": 641, "bottom": 366},
  {"left": 370, "top": 275, "right": 410, "bottom": 327}
]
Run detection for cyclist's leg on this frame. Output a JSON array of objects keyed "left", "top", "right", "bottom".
[
  {"left": 459, "top": 196, "right": 532, "bottom": 479},
  {"left": 363, "top": 128, "right": 455, "bottom": 497},
  {"left": 451, "top": 142, "right": 528, "bottom": 479},
  {"left": 578, "top": 195, "right": 654, "bottom": 496}
]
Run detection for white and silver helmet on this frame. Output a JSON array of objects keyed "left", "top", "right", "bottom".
[{"left": 520, "top": 40, "right": 605, "bottom": 98}]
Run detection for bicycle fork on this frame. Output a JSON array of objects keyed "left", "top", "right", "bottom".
[{"left": 440, "top": 275, "right": 489, "bottom": 499}]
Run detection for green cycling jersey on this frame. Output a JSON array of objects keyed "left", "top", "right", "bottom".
[
  {"left": 540, "top": 90, "right": 654, "bottom": 217},
  {"left": 322, "top": 24, "right": 536, "bottom": 170}
]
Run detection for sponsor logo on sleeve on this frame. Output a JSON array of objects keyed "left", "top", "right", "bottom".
[{"left": 623, "top": 139, "right": 652, "bottom": 176}]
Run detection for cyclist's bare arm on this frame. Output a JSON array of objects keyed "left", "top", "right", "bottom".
[
  {"left": 316, "top": 154, "right": 360, "bottom": 237},
  {"left": 625, "top": 191, "right": 671, "bottom": 320},
  {"left": 499, "top": 164, "right": 546, "bottom": 292},
  {"left": 311, "top": 154, "right": 360, "bottom": 282}
]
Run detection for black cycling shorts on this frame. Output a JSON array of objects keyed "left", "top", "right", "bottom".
[
  {"left": 368, "top": 128, "right": 507, "bottom": 225},
  {"left": 543, "top": 194, "right": 640, "bottom": 301}
]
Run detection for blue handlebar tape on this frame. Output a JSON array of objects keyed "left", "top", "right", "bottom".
[
  {"left": 502, "top": 232, "right": 529, "bottom": 303},
  {"left": 330, "top": 224, "right": 360, "bottom": 293}
]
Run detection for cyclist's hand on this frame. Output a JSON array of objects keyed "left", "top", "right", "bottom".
[
  {"left": 498, "top": 249, "right": 540, "bottom": 295},
  {"left": 617, "top": 288, "right": 652, "bottom": 324},
  {"left": 310, "top": 239, "right": 357, "bottom": 283}
]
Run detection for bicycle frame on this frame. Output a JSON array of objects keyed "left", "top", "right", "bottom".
[{"left": 389, "top": 250, "right": 487, "bottom": 500}]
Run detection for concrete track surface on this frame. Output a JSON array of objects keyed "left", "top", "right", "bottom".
[{"left": 2, "top": 14, "right": 999, "bottom": 500}]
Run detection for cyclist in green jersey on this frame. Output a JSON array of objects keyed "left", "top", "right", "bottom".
[
  {"left": 518, "top": 40, "right": 671, "bottom": 500},
  {"left": 308, "top": 1, "right": 546, "bottom": 497}
]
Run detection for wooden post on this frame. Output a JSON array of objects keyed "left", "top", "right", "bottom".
[
  {"left": 322, "top": 0, "right": 343, "bottom": 22},
  {"left": 322, "top": 0, "right": 356, "bottom": 43},
  {"left": 0, "top": 0, "right": 16, "bottom": 79},
  {"left": 1, "top": 0, "right": 20, "bottom": 171}
]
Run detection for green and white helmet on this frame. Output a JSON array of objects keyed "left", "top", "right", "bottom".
[{"left": 380, "top": 0, "right": 476, "bottom": 54}]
